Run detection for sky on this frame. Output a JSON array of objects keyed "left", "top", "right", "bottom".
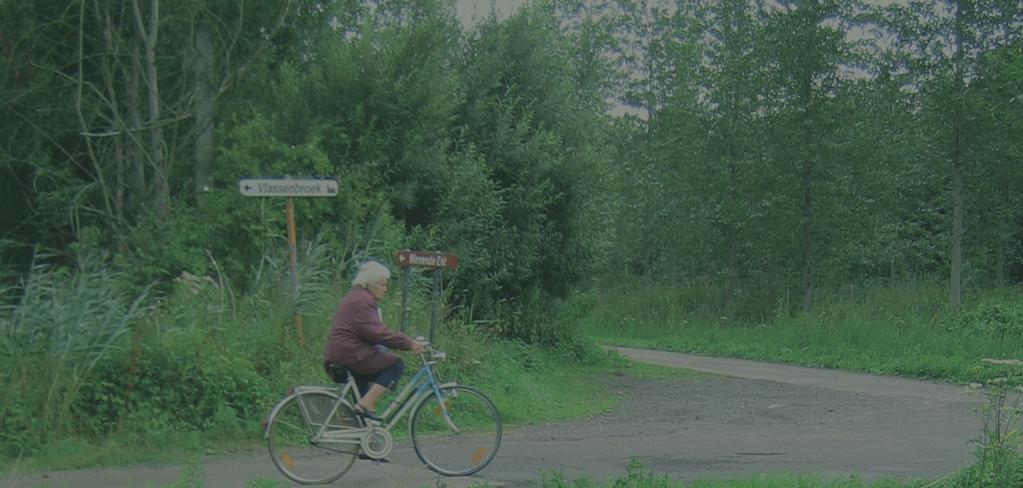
[
  {"left": 455, "top": 0, "right": 527, "bottom": 27},
  {"left": 450, "top": 0, "right": 914, "bottom": 116}
]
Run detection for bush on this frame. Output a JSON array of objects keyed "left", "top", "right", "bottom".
[
  {"left": 76, "top": 326, "right": 274, "bottom": 437},
  {"left": 0, "top": 256, "right": 148, "bottom": 455},
  {"left": 945, "top": 299, "right": 1023, "bottom": 339}
]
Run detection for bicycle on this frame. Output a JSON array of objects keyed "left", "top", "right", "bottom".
[{"left": 262, "top": 340, "right": 502, "bottom": 484}]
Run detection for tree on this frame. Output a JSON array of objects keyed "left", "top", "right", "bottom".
[
  {"left": 760, "top": 0, "right": 849, "bottom": 311},
  {"left": 878, "top": 0, "right": 1023, "bottom": 308},
  {"left": 0, "top": 0, "right": 301, "bottom": 274}
]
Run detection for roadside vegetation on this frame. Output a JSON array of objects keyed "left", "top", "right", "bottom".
[
  {"left": 576, "top": 276, "right": 1023, "bottom": 385},
  {"left": 0, "top": 243, "right": 641, "bottom": 473}
]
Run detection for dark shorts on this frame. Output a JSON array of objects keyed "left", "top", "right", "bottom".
[{"left": 329, "top": 359, "right": 404, "bottom": 394}]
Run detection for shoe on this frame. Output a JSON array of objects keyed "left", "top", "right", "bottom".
[
  {"left": 357, "top": 453, "right": 391, "bottom": 463},
  {"left": 353, "top": 404, "right": 383, "bottom": 422}
]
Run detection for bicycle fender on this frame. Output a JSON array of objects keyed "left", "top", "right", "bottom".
[
  {"left": 292, "top": 385, "right": 338, "bottom": 395},
  {"left": 263, "top": 389, "right": 355, "bottom": 439}
]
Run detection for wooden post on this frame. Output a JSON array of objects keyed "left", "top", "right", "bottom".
[{"left": 286, "top": 196, "right": 304, "bottom": 347}]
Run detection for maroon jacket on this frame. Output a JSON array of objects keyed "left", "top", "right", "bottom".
[{"left": 323, "top": 286, "right": 414, "bottom": 375}]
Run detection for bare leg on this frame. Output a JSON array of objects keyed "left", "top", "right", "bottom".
[{"left": 358, "top": 383, "right": 388, "bottom": 412}]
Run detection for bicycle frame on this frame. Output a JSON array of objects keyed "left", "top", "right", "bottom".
[{"left": 264, "top": 351, "right": 460, "bottom": 446}]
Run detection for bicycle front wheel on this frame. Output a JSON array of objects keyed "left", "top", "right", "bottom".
[
  {"left": 410, "top": 385, "right": 502, "bottom": 476},
  {"left": 266, "top": 391, "right": 360, "bottom": 484}
]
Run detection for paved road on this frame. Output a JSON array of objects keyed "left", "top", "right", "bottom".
[{"left": 6, "top": 348, "right": 984, "bottom": 487}]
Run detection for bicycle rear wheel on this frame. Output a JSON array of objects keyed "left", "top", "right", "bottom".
[
  {"left": 266, "top": 391, "right": 360, "bottom": 484},
  {"left": 410, "top": 385, "right": 502, "bottom": 476}
]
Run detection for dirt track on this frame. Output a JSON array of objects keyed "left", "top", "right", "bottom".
[{"left": 6, "top": 348, "right": 983, "bottom": 487}]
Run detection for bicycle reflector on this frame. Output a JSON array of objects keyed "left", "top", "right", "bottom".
[
  {"left": 280, "top": 452, "right": 296, "bottom": 470},
  {"left": 471, "top": 448, "right": 488, "bottom": 464},
  {"left": 433, "top": 401, "right": 450, "bottom": 416}
]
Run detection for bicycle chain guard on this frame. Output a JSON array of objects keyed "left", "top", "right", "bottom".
[{"left": 361, "top": 425, "right": 393, "bottom": 459}]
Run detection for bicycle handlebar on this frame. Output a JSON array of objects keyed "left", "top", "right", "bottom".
[{"left": 414, "top": 336, "right": 446, "bottom": 362}]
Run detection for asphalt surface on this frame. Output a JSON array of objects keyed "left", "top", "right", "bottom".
[{"left": 5, "top": 347, "right": 985, "bottom": 487}]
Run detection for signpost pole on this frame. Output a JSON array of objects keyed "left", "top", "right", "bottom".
[
  {"left": 285, "top": 196, "right": 305, "bottom": 347},
  {"left": 430, "top": 268, "right": 440, "bottom": 344},
  {"left": 400, "top": 266, "right": 410, "bottom": 332}
]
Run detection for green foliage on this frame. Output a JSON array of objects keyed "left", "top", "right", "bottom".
[
  {"left": 0, "top": 231, "right": 615, "bottom": 470},
  {"left": 448, "top": 1, "right": 612, "bottom": 326},
  {"left": 944, "top": 294, "right": 1023, "bottom": 339},
  {"left": 165, "top": 455, "right": 204, "bottom": 488},
  {"left": 576, "top": 278, "right": 1023, "bottom": 385},
  {"left": 426, "top": 322, "right": 616, "bottom": 426},
  {"left": 948, "top": 367, "right": 1023, "bottom": 488},
  {"left": 538, "top": 460, "right": 675, "bottom": 488},
  {"left": 77, "top": 325, "right": 272, "bottom": 436},
  {"left": 0, "top": 255, "right": 149, "bottom": 457},
  {"left": 0, "top": 231, "right": 386, "bottom": 464}
]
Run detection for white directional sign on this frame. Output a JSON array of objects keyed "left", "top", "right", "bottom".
[{"left": 238, "top": 178, "right": 338, "bottom": 197}]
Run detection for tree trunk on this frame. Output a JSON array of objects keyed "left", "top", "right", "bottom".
[
  {"left": 97, "top": 3, "right": 125, "bottom": 221},
  {"left": 801, "top": 154, "right": 814, "bottom": 312},
  {"left": 949, "top": 0, "right": 964, "bottom": 313},
  {"left": 132, "top": 0, "right": 168, "bottom": 218},
  {"left": 193, "top": 13, "right": 215, "bottom": 199},
  {"left": 127, "top": 46, "right": 146, "bottom": 210},
  {"left": 75, "top": 0, "right": 115, "bottom": 224},
  {"left": 950, "top": 159, "right": 962, "bottom": 311},
  {"left": 800, "top": 70, "right": 815, "bottom": 313}
]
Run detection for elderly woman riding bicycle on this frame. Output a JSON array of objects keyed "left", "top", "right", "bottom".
[{"left": 323, "top": 261, "right": 425, "bottom": 421}]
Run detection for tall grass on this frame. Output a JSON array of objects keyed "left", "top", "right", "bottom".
[
  {"left": 577, "top": 276, "right": 1023, "bottom": 384},
  {"left": 0, "top": 255, "right": 149, "bottom": 457},
  {"left": 0, "top": 226, "right": 404, "bottom": 466}
]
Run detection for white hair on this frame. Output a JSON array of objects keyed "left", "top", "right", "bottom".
[{"left": 351, "top": 261, "right": 391, "bottom": 287}]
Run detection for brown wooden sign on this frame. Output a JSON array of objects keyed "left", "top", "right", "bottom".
[{"left": 394, "top": 250, "right": 458, "bottom": 269}]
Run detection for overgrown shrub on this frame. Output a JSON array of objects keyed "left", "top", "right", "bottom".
[
  {"left": 0, "top": 256, "right": 148, "bottom": 456},
  {"left": 0, "top": 224, "right": 408, "bottom": 462},
  {"left": 945, "top": 299, "right": 1023, "bottom": 339},
  {"left": 76, "top": 325, "right": 275, "bottom": 437},
  {"left": 949, "top": 367, "right": 1023, "bottom": 488}
]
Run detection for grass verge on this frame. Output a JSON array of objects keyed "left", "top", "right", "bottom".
[
  {"left": 574, "top": 278, "right": 1023, "bottom": 385},
  {"left": 532, "top": 460, "right": 937, "bottom": 487}
]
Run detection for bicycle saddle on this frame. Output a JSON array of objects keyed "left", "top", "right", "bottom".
[{"left": 326, "top": 363, "right": 350, "bottom": 384}]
